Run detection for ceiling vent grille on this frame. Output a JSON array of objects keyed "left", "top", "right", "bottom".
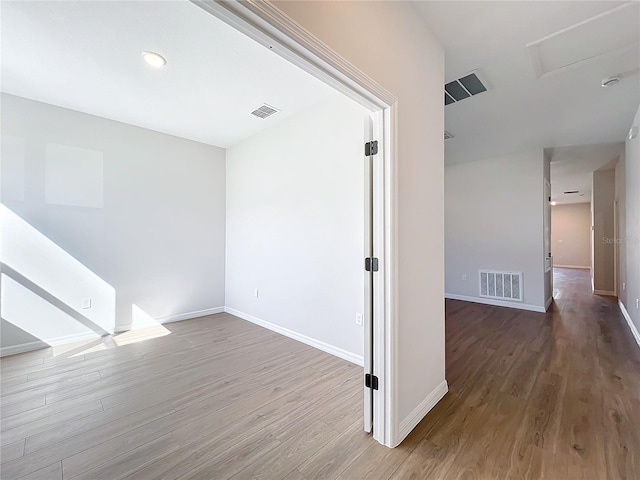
[
  {"left": 250, "top": 104, "right": 279, "bottom": 119},
  {"left": 444, "top": 131, "right": 454, "bottom": 140},
  {"left": 445, "top": 71, "right": 488, "bottom": 106}
]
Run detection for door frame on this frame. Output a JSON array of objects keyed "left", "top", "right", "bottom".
[{"left": 192, "top": 0, "right": 397, "bottom": 446}]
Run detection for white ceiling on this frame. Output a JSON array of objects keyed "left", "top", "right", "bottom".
[
  {"left": 0, "top": 1, "right": 336, "bottom": 148},
  {"left": 414, "top": 1, "right": 640, "bottom": 165},
  {"left": 548, "top": 143, "right": 624, "bottom": 204}
]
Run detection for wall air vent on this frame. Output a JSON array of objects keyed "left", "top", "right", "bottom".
[
  {"left": 444, "top": 131, "right": 454, "bottom": 140},
  {"left": 480, "top": 270, "right": 523, "bottom": 302},
  {"left": 250, "top": 104, "right": 279, "bottom": 119},
  {"left": 444, "top": 71, "right": 488, "bottom": 106}
]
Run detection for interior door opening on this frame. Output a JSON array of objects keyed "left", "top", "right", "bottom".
[{"left": 191, "top": 0, "right": 394, "bottom": 446}]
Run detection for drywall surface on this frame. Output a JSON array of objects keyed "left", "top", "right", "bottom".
[
  {"left": 445, "top": 149, "right": 546, "bottom": 310},
  {"left": 592, "top": 168, "right": 616, "bottom": 294},
  {"left": 619, "top": 105, "right": 640, "bottom": 336},
  {"left": 273, "top": 0, "right": 446, "bottom": 445},
  {"left": 1, "top": 94, "right": 226, "bottom": 351},
  {"left": 226, "top": 93, "right": 368, "bottom": 360},
  {"left": 551, "top": 203, "right": 592, "bottom": 268}
]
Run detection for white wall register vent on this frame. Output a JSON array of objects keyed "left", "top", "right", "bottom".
[
  {"left": 479, "top": 270, "right": 523, "bottom": 302},
  {"left": 250, "top": 104, "right": 280, "bottom": 119},
  {"left": 445, "top": 70, "right": 488, "bottom": 106}
]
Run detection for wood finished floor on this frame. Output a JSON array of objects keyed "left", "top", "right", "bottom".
[{"left": 1, "top": 267, "right": 639, "bottom": 479}]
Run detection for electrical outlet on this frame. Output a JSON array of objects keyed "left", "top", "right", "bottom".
[
  {"left": 636, "top": 298, "right": 639, "bottom": 310},
  {"left": 355, "top": 313, "right": 363, "bottom": 326},
  {"left": 82, "top": 298, "right": 92, "bottom": 309},
  {"left": 623, "top": 282, "right": 626, "bottom": 291},
  {"left": 462, "top": 274, "right": 467, "bottom": 281},
  {"left": 254, "top": 289, "right": 259, "bottom": 298}
]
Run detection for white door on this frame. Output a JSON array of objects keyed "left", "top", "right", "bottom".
[
  {"left": 363, "top": 111, "right": 383, "bottom": 434},
  {"left": 363, "top": 113, "right": 374, "bottom": 433}
]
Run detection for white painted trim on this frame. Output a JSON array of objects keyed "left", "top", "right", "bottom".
[
  {"left": 593, "top": 290, "right": 616, "bottom": 296},
  {"left": 445, "top": 293, "right": 546, "bottom": 313},
  {"left": 156, "top": 307, "right": 225, "bottom": 324},
  {"left": 112, "top": 307, "right": 225, "bottom": 332},
  {"left": 395, "top": 380, "right": 448, "bottom": 446},
  {"left": 545, "top": 296, "right": 553, "bottom": 311},
  {"left": 47, "top": 331, "right": 100, "bottom": 346},
  {"left": 0, "top": 331, "right": 102, "bottom": 357},
  {"left": 554, "top": 265, "right": 591, "bottom": 270},
  {"left": 193, "top": 0, "right": 395, "bottom": 447},
  {"left": 0, "top": 340, "right": 47, "bottom": 357},
  {"left": 192, "top": 0, "right": 395, "bottom": 111},
  {"left": 224, "top": 307, "right": 364, "bottom": 367},
  {"left": 619, "top": 300, "right": 640, "bottom": 349}
]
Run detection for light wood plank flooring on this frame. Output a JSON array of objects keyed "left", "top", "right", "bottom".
[{"left": 1, "top": 267, "right": 639, "bottom": 479}]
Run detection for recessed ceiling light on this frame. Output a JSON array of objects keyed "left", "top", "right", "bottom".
[
  {"left": 601, "top": 75, "right": 621, "bottom": 87},
  {"left": 142, "top": 51, "right": 166, "bottom": 68}
]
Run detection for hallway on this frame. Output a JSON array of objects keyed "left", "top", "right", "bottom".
[{"left": 409, "top": 267, "right": 640, "bottom": 478}]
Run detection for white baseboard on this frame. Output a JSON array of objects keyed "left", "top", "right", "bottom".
[
  {"left": 445, "top": 293, "right": 546, "bottom": 313},
  {"left": 0, "top": 331, "right": 102, "bottom": 357},
  {"left": 156, "top": 307, "right": 225, "bottom": 324},
  {"left": 0, "top": 340, "right": 47, "bottom": 357},
  {"left": 47, "top": 331, "right": 101, "bottom": 346},
  {"left": 395, "top": 380, "right": 448, "bottom": 447},
  {"left": 593, "top": 290, "right": 616, "bottom": 297},
  {"left": 224, "top": 307, "right": 364, "bottom": 366},
  {"left": 545, "top": 296, "right": 553, "bottom": 311},
  {"left": 554, "top": 265, "right": 590, "bottom": 270},
  {"left": 619, "top": 300, "right": 640, "bottom": 349},
  {"left": 119, "top": 307, "right": 226, "bottom": 331},
  {"left": 2, "top": 308, "right": 226, "bottom": 356}
]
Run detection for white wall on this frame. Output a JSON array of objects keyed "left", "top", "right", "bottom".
[
  {"left": 551, "top": 203, "right": 592, "bottom": 268},
  {"left": 0, "top": 94, "right": 226, "bottom": 352},
  {"left": 445, "top": 149, "right": 547, "bottom": 311},
  {"left": 592, "top": 168, "right": 616, "bottom": 294},
  {"left": 619, "top": 105, "right": 640, "bottom": 340},
  {"left": 226, "top": 94, "right": 367, "bottom": 362},
  {"left": 273, "top": 1, "right": 445, "bottom": 446}
]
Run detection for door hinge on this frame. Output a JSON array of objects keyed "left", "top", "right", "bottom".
[
  {"left": 365, "top": 257, "right": 379, "bottom": 272},
  {"left": 365, "top": 141, "right": 378, "bottom": 156},
  {"left": 365, "top": 373, "right": 379, "bottom": 390}
]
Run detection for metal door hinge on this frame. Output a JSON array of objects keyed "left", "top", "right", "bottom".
[
  {"left": 365, "top": 257, "right": 379, "bottom": 272},
  {"left": 365, "top": 141, "right": 378, "bottom": 156},
  {"left": 365, "top": 373, "right": 379, "bottom": 390}
]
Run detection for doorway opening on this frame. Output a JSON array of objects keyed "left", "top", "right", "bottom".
[{"left": 192, "top": 0, "right": 395, "bottom": 445}]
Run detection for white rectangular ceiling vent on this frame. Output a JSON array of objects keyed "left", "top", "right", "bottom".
[
  {"left": 250, "top": 104, "right": 279, "bottom": 119},
  {"left": 445, "top": 70, "right": 488, "bottom": 106},
  {"left": 480, "top": 270, "right": 523, "bottom": 302}
]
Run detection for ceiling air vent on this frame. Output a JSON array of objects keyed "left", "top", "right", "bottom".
[
  {"left": 250, "top": 104, "right": 279, "bottom": 119},
  {"left": 444, "top": 71, "right": 488, "bottom": 106},
  {"left": 444, "top": 131, "right": 454, "bottom": 140}
]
